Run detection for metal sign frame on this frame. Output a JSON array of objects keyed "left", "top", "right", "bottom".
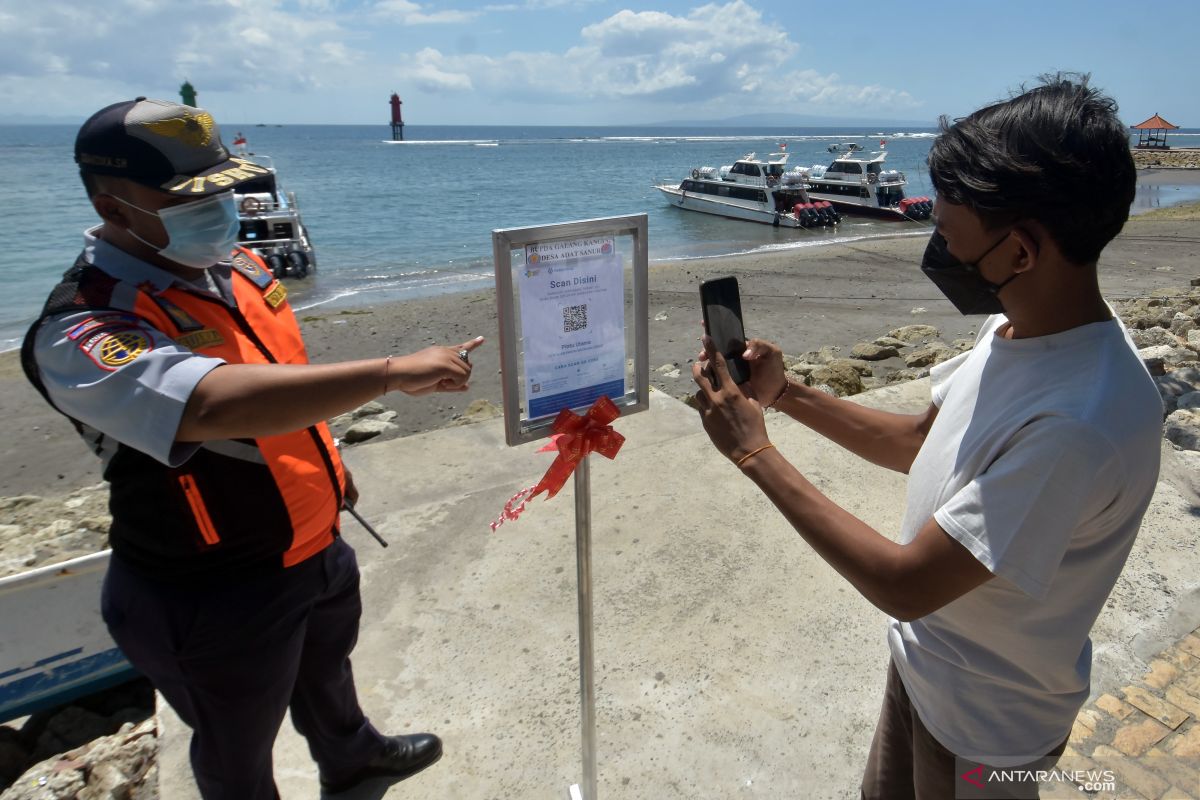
[
  {"left": 492, "top": 213, "right": 649, "bottom": 800},
  {"left": 492, "top": 213, "right": 649, "bottom": 447}
]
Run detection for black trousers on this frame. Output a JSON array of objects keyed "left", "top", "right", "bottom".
[{"left": 102, "top": 537, "right": 387, "bottom": 800}]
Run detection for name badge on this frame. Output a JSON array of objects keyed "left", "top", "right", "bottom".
[{"left": 264, "top": 281, "right": 288, "bottom": 308}]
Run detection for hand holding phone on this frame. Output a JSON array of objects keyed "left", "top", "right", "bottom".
[{"left": 699, "top": 276, "right": 750, "bottom": 385}]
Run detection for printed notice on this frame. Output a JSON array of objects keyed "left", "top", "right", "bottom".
[{"left": 518, "top": 236, "right": 626, "bottom": 419}]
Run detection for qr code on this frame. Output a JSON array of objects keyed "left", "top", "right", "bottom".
[{"left": 562, "top": 304, "right": 588, "bottom": 333}]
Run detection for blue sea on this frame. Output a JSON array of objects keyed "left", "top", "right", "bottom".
[{"left": 3, "top": 124, "right": 1200, "bottom": 350}]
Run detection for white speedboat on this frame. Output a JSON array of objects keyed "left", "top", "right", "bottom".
[
  {"left": 656, "top": 151, "right": 840, "bottom": 229},
  {"left": 798, "top": 150, "right": 932, "bottom": 220},
  {"left": 233, "top": 155, "right": 318, "bottom": 279}
]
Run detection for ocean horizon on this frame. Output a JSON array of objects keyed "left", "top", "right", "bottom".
[{"left": 3, "top": 123, "right": 1199, "bottom": 351}]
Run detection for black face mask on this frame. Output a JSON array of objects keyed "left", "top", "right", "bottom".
[{"left": 921, "top": 230, "right": 1018, "bottom": 315}]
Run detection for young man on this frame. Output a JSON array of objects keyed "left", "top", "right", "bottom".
[
  {"left": 22, "top": 97, "right": 482, "bottom": 799},
  {"left": 691, "top": 75, "right": 1162, "bottom": 798}
]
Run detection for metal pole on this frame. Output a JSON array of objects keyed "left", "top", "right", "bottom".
[{"left": 574, "top": 455, "right": 598, "bottom": 800}]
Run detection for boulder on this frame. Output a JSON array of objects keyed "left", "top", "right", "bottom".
[
  {"left": 1189, "top": 329, "right": 1200, "bottom": 350},
  {"left": 807, "top": 363, "right": 864, "bottom": 397},
  {"left": 342, "top": 418, "right": 398, "bottom": 444},
  {"left": 1128, "top": 326, "right": 1178, "bottom": 349},
  {"left": 1155, "top": 368, "right": 1200, "bottom": 399},
  {"left": 1177, "top": 391, "right": 1200, "bottom": 412},
  {"left": 1170, "top": 313, "right": 1197, "bottom": 337},
  {"left": 1138, "top": 345, "right": 1198, "bottom": 368},
  {"left": 885, "top": 367, "right": 930, "bottom": 385},
  {"left": 827, "top": 358, "right": 873, "bottom": 377},
  {"left": 904, "top": 343, "right": 958, "bottom": 369},
  {"left": 850, "top": 343, "right": 899, "bottom": 361},
  {"left": 888, "top": 324, "right": 940, "bottom": 343},
  {"left": 448, "top": 398, "right": 503, "bottom": 427},
  {"left": 1164, "top": 409, "right": 1200, "bottom": 451},
  {"left": 872, "top": 336, "right": 908, "bottom": 349},
  {"left": 2, "top": 719, "right": 156, "bottom": 800},
  {"left": 785, "top": 362, "right": 821, "bottom": 378},
  {"left": 351, "top": 401, "right": 388, "bottom": 419}
]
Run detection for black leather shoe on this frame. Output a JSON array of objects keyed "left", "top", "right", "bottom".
[{"left": 319, "top": 733, "right": 443, "bottom": 794}]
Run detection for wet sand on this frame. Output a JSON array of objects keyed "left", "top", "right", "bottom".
[{"left": 0, "top": 206, "right": 1196, "bottom": 497}]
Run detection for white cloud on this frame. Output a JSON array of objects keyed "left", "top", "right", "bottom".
[
  {"left": 371, "top": 0, "right": 478, "bottom": 25},
  {"left": 390, "top": 1, "right": 919, "bottom": 117},
  {"left": 0, "top": 0, "right": 361, "bottom": 107}
]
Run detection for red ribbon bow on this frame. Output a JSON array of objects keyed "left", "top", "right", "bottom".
[{"left": 490, "top": 396, "right": 625, "bottom": 531}]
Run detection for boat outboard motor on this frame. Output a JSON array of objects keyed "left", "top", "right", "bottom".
[{"left": 266, "top": 252, "right": 288, "bottom": 278}]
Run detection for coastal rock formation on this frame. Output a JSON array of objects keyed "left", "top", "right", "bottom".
[
  {"left": 1, "top": 719, "right": 156, "bottom": 800},
  {"left": 1131, "top": 149, "right": 1200, "bottom": 169},
  {"left": 888, "top": 324, "right": 940, "bottom": 343}
]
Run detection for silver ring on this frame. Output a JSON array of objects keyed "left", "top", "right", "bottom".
[{"left": 457, "top": 349, "right": 470, "bottom": 363}]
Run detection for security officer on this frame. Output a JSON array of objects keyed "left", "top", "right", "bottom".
[{"left": 21, "top": 98, "right": 480, "bottom": 799}]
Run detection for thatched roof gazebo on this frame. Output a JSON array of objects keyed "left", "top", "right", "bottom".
[{"left": 1130, "top": 113, "right": 1178, "bottom": 149}]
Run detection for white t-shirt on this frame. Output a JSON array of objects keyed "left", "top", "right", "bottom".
[{"left": 889, "top": 313, "right": 1162, "bottom": 765}]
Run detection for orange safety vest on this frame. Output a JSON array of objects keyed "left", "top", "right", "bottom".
[{"left": 22, "top": 247, "right": 344, "bottom": 579}]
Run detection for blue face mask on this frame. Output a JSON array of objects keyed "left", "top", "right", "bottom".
[{"left": 115, "top": 192, "right": 240, "bottom": 269}]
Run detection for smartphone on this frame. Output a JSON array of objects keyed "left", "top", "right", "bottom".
[{"left": 699, "top": 276, "right": 750, "bottom": 385}]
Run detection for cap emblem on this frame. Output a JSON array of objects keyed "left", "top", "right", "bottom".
[{"left": 141, "top": 111, "right": 215, "bottom": 148}]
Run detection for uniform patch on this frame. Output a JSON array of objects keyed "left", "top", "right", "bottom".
[
  {"left": 81, "top": 328, "right": 153, "bottom": 370},
  {"left": 231, "top": 253, "right": 275, "bottom": 290},
  {"left": 175, "top": 329, "right": 225, "bottom": 350},
  {"left": 151, "top": 295, "right": 205, "bottom": 332},
  {"left": 264, "top": 281, "right": 288, "bottom": 308},
  {"left": 66, "top": 313, "right": 141, "bottom": 341}
]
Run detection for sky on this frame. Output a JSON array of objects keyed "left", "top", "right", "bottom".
[{"left": 0, "top": 0, "right": 1196, "bottom": 127}]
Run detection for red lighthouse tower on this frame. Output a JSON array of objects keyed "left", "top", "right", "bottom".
[{"left": 389, "top": 93, "right": 404, "bottom": 141}]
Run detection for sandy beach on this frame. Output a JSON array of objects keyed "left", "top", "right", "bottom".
[{"left": 0, "top": 201, "right": 1196, "bottom": 498}]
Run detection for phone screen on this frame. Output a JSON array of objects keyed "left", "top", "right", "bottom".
[{"left": 700, "top": 276, "right": 750, "bottom": 384}]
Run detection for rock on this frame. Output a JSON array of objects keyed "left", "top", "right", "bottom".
[
  {"left": 0, "top": 496, "right": 42, "bottom": 513},
  {"left": 850, "top": 343, "right": 899, "bottom": 361},
  {"left": 1189, "top": 329, "right": 1200, "bottom": 350},
  {"left": 1128, "top": 326, "right": 1178, "bottom": 349},
  {"left": 1125, "top": 309, "right": 1174, "bottom": 330},
  {"left": 1143, "top": 357, "right": 1167, "bottom": 377},
  {"left": 342, "top": 419, "right": 398, "bottom": 444},
  {"left": 873, "top": 336, "right": 908, "bottom": 349},
  {"left": 0, "top": 524, "right": 21, "bottom": 539},
  {"left": 816, "top": 345, "right": 842, "bottom": 363},
  {"left": 886, "top": 367, "right": 930, "bottom": 384},
  {"left": 1138, "top": 345, "right": 1197, "bottom": 367},
  {"left": 1192, "top": 277, "right": 1200, "bottom": 287},
  {"left": 808, "top": 363, "right": 863, "bottom": 397},
  {"left": 1177, "top": 391, "right": 1200, "bottom": 412},
  {"left": 653, "top": 311, "right": 668, "bottom": 321},
  {"left": 448, "top": 398, "right": 503, "bottom": 427},
  {"left": 656, "top": 363, "right": 679, "bottom": 375},
  {"left": 4, "top": 719, "right": 156, "bottom": 800},
  {"left": 1164, "top": 409, "right": 1200, "bottom": 451},
  {"left": 1155, "top": 368, "right": 1200, "bottom": 398},
  {"left": 328, "top": 412, "right": 354, "bottom": 427},
  {"left": 784, "top": 362, "right": 820, "bottom": 378},
  {"left": 861, "top": 376, "right": 887, "bottom": 391},
  {"left": 950, "top": 338, "right": 976, "bottom": 352},
  {"left": 31, "top": 520, "right": 77, "bottom": 544},
  {"left": 827, "top": 358, "right": 873, "bottom": 376},
  {"left": 351, "top": 401, "right": 388, "bottom": 419},
  {"left": 904, "top": 343, "right": 958, "bottom": 369},
  {"left": 910, "top": 307, "right": 927, "bottom": 315},
  {"left": 1170, "top": 313, "right": 1197, "bottom": 337},
  {"left": 888, "top": 324, "right": 940, "bottom": 343}
]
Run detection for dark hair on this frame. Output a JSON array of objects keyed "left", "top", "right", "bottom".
[{"left": 927, "top": 73, "right": 1135, "bottom": 265}]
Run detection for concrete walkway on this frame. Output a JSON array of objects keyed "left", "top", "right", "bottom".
[{"left": 158, "top": 382, "right": 1200, "bottom": 799}]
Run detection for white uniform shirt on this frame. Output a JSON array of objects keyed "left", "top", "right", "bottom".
[
  {"left": 889, "top": 313, "right": 1162, "bottom": 764},
  {"left": 32, "top": 228, "right": 231, "bottom": 466}
]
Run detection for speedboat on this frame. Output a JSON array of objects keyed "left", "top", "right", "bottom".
[
  {"left": 827, "top": 141, "right": 862, "bottom": 153},
  {"left": 656, "top": 151, "right": 840, "bottom": 228},
  {"left": 796, "top": 150, "right": 932, "bottom": 220},
  {"left": 233, "top": 155, "right": 317, "bottom": 279}
]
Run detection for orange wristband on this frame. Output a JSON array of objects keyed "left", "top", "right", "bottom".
[{"left": 736, "top": 443, "right": 775, "bottom": 468}]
